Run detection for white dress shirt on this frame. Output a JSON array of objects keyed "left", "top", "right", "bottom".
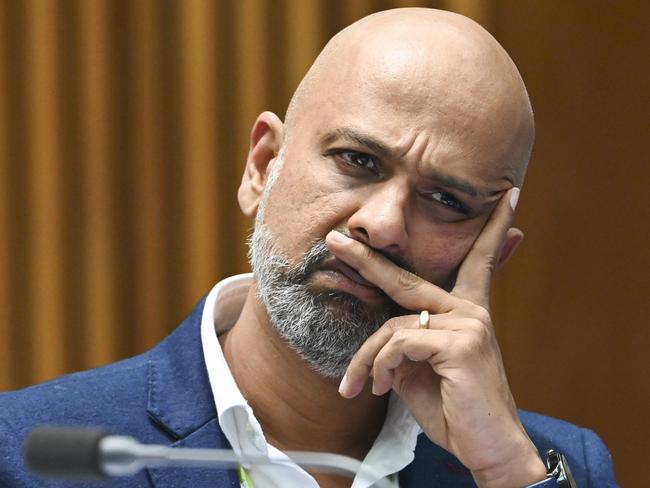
[{"left": 200, "top": 274, "right": 422, "bottom": 488}]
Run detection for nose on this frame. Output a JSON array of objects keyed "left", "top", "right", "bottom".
[{"left": 347, "top": 182, "right": 409, "bottom": 254}]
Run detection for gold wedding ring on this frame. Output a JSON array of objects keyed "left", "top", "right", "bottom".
[{"left": 419, "top": 310, "right": 430, "bottom": 329}]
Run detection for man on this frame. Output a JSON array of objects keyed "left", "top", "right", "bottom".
[{"left": 0, "top": 8, "right": 617, "bottom": 488}]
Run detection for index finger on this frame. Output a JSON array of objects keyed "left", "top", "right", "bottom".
[
  {"left": 325, "top": 231, "right": 457, "bottom": 314},
  {"left": 452, "top": 187, "right": 519, "bottom": 306}
]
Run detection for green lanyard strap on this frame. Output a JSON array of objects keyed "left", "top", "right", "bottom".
[{"left": 238, "top": 465, "right": 255, "bottom": 488}]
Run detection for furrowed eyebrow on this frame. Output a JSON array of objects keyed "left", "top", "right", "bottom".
[
  {"left": 322, "top": 126, "right": 504, "bottom": 200},
  {"left": 321, "top": 127, "right": 395, "bottom": 159},
  {"left": 427, "top": 169, "right": 481, "bottom": 198}
]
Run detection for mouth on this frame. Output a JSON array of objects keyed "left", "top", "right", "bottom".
[
  {"left": 319, "top": 258, "right": 376, "bottom": 287},
  {"left": 315, "top": 258, "right": 385, "bottom": 303}
]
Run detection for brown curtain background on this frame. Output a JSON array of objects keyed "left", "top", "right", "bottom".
[{"left": 1, "top": 1, "right": 647, "bottom": 485}]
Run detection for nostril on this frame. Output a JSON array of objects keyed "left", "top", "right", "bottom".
[{"left": 349, "top": 226, "right": 370, "bottom": 243}]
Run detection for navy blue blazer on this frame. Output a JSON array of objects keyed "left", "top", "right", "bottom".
[{"left": 0, "top": 299, "right": 618, "bottom": 487}]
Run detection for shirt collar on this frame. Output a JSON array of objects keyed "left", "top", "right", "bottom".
[
  {"left": 200, "top": 274, "right": 268, "bottom": 458},
  {"left": 200, "top": 273, "right": 422, "bottom": 487}
]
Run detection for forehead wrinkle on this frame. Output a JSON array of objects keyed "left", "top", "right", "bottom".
[
  {"left": 393, "top": 130, "right": 421, "bottom": 160},
  {"left": 397, "top": 131, "right": 430, "bottom": 164}
]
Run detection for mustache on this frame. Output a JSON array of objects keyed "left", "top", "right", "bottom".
[{"left": 298, "top": 233, "right": 416, "bottom": 281}]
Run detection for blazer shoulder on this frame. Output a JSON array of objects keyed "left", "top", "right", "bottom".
[
  {"left": 519, "top": 409, "right": 618, "bottom": 488},
  {"left": 0, "top": 351, "right": 151, "bottom": 424},
  {"left": 402, "top": 411, "right": 618, "bottom": 488},
  {"left": 0, "top": 295, "right": 208, "bottom": 432},
  {"left": 0, "top": 298, "right": 211, "bottom": 487},
  {"left": 0, "top": 353, "right": 156, "bottom": 488}
]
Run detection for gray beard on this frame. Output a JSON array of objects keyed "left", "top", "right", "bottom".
[{"left": 248, "top": 223, "right": 403, "bottom": 379}]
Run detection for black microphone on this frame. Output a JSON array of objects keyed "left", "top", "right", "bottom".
[
  {"left": 25, "top": 426, "right": 110, "bottom": 479},
  {"left": 24, "top": 426, "right": 393, "bottom": 487}
]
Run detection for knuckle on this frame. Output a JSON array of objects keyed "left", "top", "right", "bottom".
[
  {"left": 458, "top": 321, "right": 491, "bottom": 349},
  {"left": 392, "top": 328, "right": 411, "bottom": 345},
  {"left": 396, "top": 270, "right": 421, "bottom": 291},
  {"left": 457, "top": 334, "right": 483, "bottom": 358},
  {"left": 385, "top": 316, "right": 403, "bottom": 332},
  {"left": 471, "top": 305, "right": 491, "bottom": 324},
  {"left": 466, "top": 321, "right": 494, "bottom": 347},
  {"left": 464, "top": 318, "right": 485, "bottom": 332},
  {"left": 476, "top": 322, "right": 494, "bottom": 343},
  {"left": 455, "top": 298, "right": 477, "bottom": 312},
  {"left": 457, "top": 301, "right": 492, "bottom": 324},
  {"left": 373, "top": 351, "right": 390, "bottom": 371},
  {"left": 467, "top": 316, "right": 493, "bottom": 339},
  {"left": 456, "top": 297, "right": 472, "bottom": 308}
]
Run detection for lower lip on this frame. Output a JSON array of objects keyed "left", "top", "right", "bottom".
[{"left": 316, "top": 270, "right": 384, "bottom": 303}]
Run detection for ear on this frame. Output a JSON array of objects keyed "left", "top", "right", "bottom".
[
  {"left": 238, "top": 111, "right": 284, "bottom": 217},
  {"left": 495, "top": 227, "right": 524, "bottom": 271}
]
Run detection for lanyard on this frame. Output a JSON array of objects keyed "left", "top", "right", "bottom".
[{"left": 238, "top": 465, "right": 255, "bottom": 488}]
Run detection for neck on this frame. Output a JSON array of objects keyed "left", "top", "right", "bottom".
[{"left": 219, "top": 284, "right": 388, "bottom": 460}]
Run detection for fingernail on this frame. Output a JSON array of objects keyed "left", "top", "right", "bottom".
[
  {"left": 509, "top": 187, "right": 521, "bottom": 211},
  {"left": 329, "top": 230, "right": 350, "bottom": 244},
  {"left": 338, "top": 372, "right": 349, "bottom": 396}
]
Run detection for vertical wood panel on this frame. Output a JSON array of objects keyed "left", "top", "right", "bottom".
[
  {"left": 285, "top": 0, "right": 323, "bottom": 101},
  {"left": 107, "top": 0, "right": 138, "bottom": 361},
  {"left": 441, "top": 0, "right": 492, "bottom": 28},
  {"left": 232, "top": 0, "right": 271, "bottom": 269},
  {"left": 339, "top": 0, "right": 377, "bottom": 26},
  {"left": 130, "top": 0, "right": 166, "bottom": 351},
  {"left": 78, "top": 0, "right": 118, "bottom": 366},
  {"left": 56, "top": 0, "right": 85, "bottom": 375},
  {"left": 3, "top": 1, "right": 32, "bottom": 387},
  {"left": 178, "top": 0, "right": 220, "bottom": 306},
  {"left": 23, "top": 0, "right": 66, "bottom": 381},
  {"left": 0, "top": 1, "right": 12, "bottom": 388}
]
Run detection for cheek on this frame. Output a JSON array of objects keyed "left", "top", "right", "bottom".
[
  {"left": 411, "top": 225, "right": 479, "bottom": 285},
  {"left": 262, "top": 162, "right": 349, "bottom": 254}
]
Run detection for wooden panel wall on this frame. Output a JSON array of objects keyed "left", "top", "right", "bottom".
[
  {"left": 0, "top": 0, "right": 646, "bottom": 485},
  {"left": 490, "top": 3, "right": 649, "bottom": 487}
]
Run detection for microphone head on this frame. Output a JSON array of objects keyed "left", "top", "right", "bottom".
[{"left": 24, "top": 426, "right": 110, "bottom": 479}]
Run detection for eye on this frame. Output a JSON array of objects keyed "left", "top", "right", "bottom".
[
  {"left": 338, "top": 151, "right": 378, "bottom": 173},
  {"left": 428, "top": 190, "right": 467, "bottom": 213}
]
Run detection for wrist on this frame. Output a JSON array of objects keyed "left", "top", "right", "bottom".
[{"left": 472, "top": 445, "right": 547, "bottom": 488}]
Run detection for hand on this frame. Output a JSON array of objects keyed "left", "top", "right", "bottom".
[{"left": 325, "top": 188, "right": 547, "bottom": 488}]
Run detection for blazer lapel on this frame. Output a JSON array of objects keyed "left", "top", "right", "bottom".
[
  {"left": 144, "top": 298, "right": 239, "bottom": 487},
  {"left": 147, "top": 419, "right": 239, "bottom": 488},
  {"left": 398, "top": 434, "right": 474, "bottom": 487}
]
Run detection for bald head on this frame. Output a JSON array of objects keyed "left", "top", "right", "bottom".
[{"left": 283, "top": 8, "right": 534, "bottom": 185}]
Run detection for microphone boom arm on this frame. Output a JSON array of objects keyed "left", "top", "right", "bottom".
[{"left": 25, "top": 426, "right": 394, "bottom": 488}]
